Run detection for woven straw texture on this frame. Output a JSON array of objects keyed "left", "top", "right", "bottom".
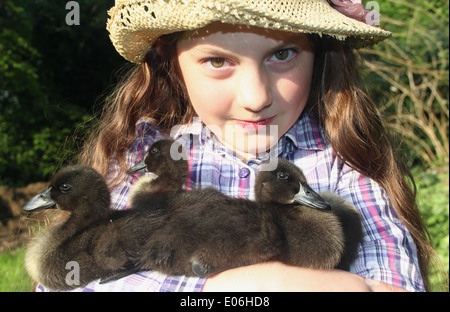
[{"left": 107, "top": 0, "right": 391, "bottom": 63}]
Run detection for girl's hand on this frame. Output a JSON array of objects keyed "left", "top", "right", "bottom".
[{"left": 201, "top": 261, "right": 407, "bottom": 292}]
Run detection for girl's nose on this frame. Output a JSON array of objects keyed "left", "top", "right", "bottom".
[{"left": 235, "top": 67, "right": 272, "bottom": 112}]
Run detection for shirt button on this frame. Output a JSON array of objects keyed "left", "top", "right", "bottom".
[{"left": 238, "top": 167, "right": 250, "bottom": 178}]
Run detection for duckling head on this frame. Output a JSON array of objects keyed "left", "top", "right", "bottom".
[
  {"left": 128, "top": 139, "right": 188, "bottom": 180},
  {"left": 255, "top": 159, "right": 331, "bottom": 210},
  {"left": 23, "top": 165, "right": 110, "bottom": 217}
]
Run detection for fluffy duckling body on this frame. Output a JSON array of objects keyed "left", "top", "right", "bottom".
[
  {"left": 131, "top": 140, "right": 363, "bottom": 277},
  {"left": 318, "top": 192, "right": 364, "bottom": 270},
  {"left": 23, "top": 165, "right": 167, "bottom": 290}
]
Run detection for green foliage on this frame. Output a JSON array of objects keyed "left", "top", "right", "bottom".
[
  {"left": 413, "top": 162, "right": 449, "bottom": 292},
  {"left": 0, "top": 101, "right": 88, "bottom": 185},
  {"left": 0, "top": 0, "right": 123, "bottom": 186},
  {"left": 362, "top": 0, "right": 449, "bottom": 167}
]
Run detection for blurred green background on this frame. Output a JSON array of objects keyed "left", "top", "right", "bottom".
[{"left": 0, "top": 0, "right": 448, "bottom": 291}]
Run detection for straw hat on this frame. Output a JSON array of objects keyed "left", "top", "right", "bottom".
[{"left": 107, "top": 0, "right": 391, "bottom": 63}]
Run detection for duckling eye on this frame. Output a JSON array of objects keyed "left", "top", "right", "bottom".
[
  {"left": 277, "top": 172, "right": 289, "bottom": 180},
  {"left": 59, "top": 184, "right": 71, "bottom": 193},
  {"left": 150, "top": 146, "right": 158, "bottom": 154}
]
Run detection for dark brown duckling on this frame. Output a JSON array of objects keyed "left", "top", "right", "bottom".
[
  {"left": 255, "top": 160, "right": 364, "bottom": 271},
  {"left": 23, "top": 165, "right": 167, "bottom": 290},
  {"left": 126, "top": 139, "right": 189, "bottom": 214}
]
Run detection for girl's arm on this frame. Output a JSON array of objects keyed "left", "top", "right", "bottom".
[{"left": 202, "top": 261, "right": 408, "bottom": 292}]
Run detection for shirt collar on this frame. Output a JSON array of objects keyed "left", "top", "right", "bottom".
[{"left": 282, "top": 112, "right": 327, "bottom": 151}]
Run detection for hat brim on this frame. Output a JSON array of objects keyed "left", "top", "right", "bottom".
[{"left": 107, "top": 0, "right": 391, "bottom": 63}]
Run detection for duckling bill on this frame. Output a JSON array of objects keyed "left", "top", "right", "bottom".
[
  {"left": 293, "top": 181, "right": 331, "bottom": 210},
  {"left": 23, "top": 188, "right": 56, "bottom": 212}
]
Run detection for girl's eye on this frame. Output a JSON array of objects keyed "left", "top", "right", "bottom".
[
  {"left": 269, "top": 48, "right": 297, "bottom": 63},
  {"left": 209, "top": 58, "right": 226, "bottom": 68},
  {"left": 274, "top": 49, "right": 290, "bottom": 60}
]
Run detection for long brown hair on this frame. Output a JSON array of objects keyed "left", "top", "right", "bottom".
[
  {"left": 307, "top": 35, "right": 433, "bottom": 290},
  {"left": 79, "top": 33, "right": 193, "bottom": 179},
  {"left": 79, "top": 33, "right": 433, "bottom": 290}
]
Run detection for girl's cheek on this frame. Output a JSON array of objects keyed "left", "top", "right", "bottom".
[
  {"left": 193, "top": 82, "right": 234, "bottom": 115},
  {"left": 189, "top": 95, "right": 228, "bottom": 125}
]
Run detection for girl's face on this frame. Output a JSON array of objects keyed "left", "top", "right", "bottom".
[{"left": 177, "top": 23, "right": 314, "bottom": 160}]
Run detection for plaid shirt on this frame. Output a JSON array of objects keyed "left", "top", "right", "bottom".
[{"left": 36, "top": 113, "right": 425, "bottom": 292}]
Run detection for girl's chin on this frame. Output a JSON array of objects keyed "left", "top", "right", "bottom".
[
  {"left": 220, "top": 132, "right": 280, "bottom": 159},
  {"left": 205, "top": 121, "right": 281, "bottom": 159}
]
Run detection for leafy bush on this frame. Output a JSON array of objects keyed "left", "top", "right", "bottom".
[{"left": 0, "top": 0, "right": 122, "bottom": 186}]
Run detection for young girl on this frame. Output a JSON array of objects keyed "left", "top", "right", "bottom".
[{"left": 37, "top": 0, "right": 433, "bottom": 291}]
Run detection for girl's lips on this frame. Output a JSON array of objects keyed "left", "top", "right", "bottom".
[{"left": 234, "top": 116, "right": 275, "bottom": 129}]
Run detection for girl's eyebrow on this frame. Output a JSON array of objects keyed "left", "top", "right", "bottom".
[
  {"left": 278, "top": 35, "right": 314, "bottom": 52},
  {"left": 191, "top": 40, "right": 302, "bottom": 55},
  {"left": 270, "top": 42, "right": 301, "bottom": 51},
  {"left": 189, "top": 45, "right": 238, "bottom": 59},
  {"left": 278, "top": 34, "right": 312, "bottom": 47},
  {"left": 194, "top": 46, "right": 230, "bottom": 54}
]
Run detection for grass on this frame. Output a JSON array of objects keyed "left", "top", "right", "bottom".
[{"left": 0, "top": 247, "right": 34, "bottom": 292}]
